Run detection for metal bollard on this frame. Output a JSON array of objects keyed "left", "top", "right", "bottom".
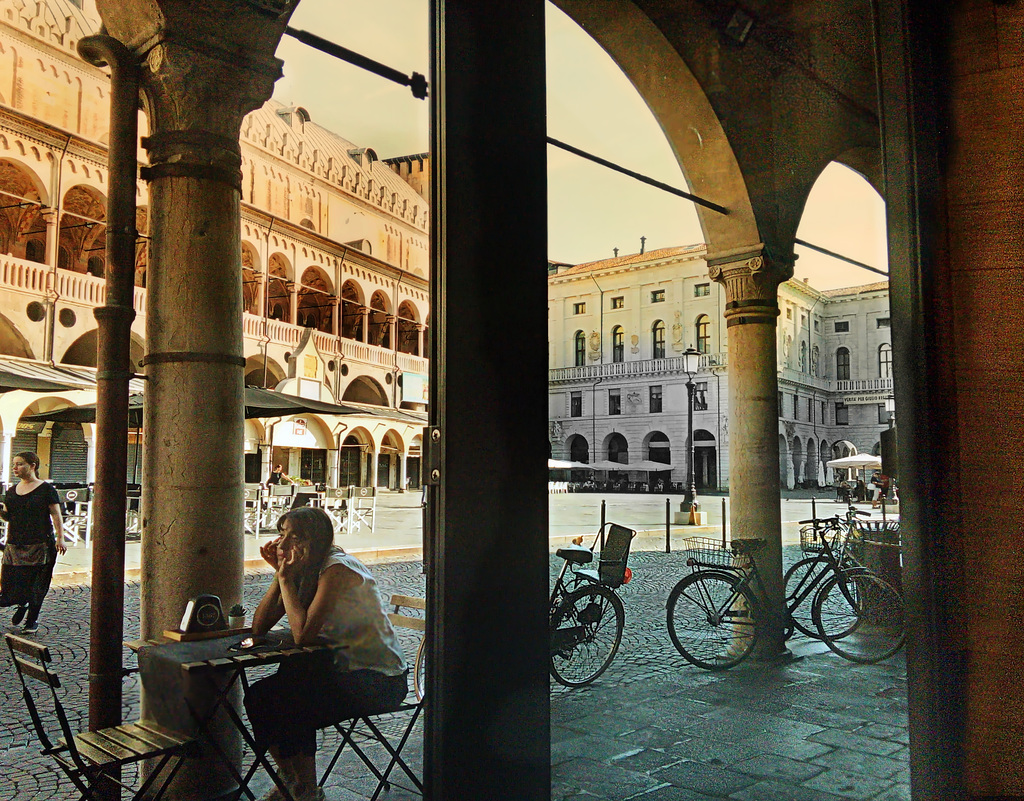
[
  {"left": 665, "top": 498, "right": 671, "bottom": 553},
  {"left": 600, "top": 499, "right": 606, "bottom": 550},
  {"left": 811, "top": 496, "right": 816, "bottom": 522},
  {"left": 721, "top": 497, "right": 727, "bottom": 550}
]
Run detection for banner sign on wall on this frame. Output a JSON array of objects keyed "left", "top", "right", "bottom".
[{"left": 403, "top": 372, "right": 429, "bottom": 404}]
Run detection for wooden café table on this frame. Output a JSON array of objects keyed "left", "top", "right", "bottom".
[{"left": 132, "top": 630, "right": 334, "bottom": 801}]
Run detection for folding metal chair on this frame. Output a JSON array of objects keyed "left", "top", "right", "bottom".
[
  {"left": 317, "top": 594, "right": 424, "bottom": 799},
  {"left": 243, "top": 483, "right": 264, "bottom": 535},
  {"left": 5, "top": 633, "right": 198, "bottom": 801},
  {"left": 58, "top": 487, "right": 92, "bottom": 546},
  {"left": 322, "top": 486, "right": 348, "bottom": 532},
  {"left": 345, "top": 486, "right": 377, "bottom": 535}
]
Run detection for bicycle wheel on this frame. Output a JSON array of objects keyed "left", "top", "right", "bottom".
[
  {"left": 413, "top": 637, "right": 426, "bottom": 701},
  {"left": 666, "top": 571, "right": 758, "bottom": 670},
  {"left": 549, "top": 584, "right": 624, "bottom": 687},
  {"left": 812, "top": 570, "right": 905, "bottom": 663},
  {"left": 783, "top": 557, "right": 832, "bottom": 639}
]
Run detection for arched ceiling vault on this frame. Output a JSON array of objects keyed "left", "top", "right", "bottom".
[{"left": 555, "top": 0, "right": 881, "bottom": 270}]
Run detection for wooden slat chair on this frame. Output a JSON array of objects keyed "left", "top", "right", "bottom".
[
  {"left": 317, "top": 594, "right": 425, "bottom": 801},
  {"left": 5, "top": 633, "right": 198, "bottom": 801}
]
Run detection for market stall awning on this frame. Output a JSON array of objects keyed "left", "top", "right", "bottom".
[
  {"left": 22, "top": 387, "right": 412, "bottom": 426},
  {"left": 826, "top": 454, "right": 882, "bottom": 470},
  {"left": 0, "top": 361, "right": 95, "bottom": 393}
]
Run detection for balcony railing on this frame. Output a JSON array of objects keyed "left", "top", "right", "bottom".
[
  {"left": 243, "top": 312, "right": 428, "bottom": 374},
  {"left": 549, "top": 351, "right": 728, "bottom": 383},
  {"left": 0, "top": 256, "right": 146, "bottom": 313},
  {"left": 835, "top": 377, "right": 893, "bottom": 393},
  {"left": 777, "top": 367, "right": 832, "bottom": 392}
]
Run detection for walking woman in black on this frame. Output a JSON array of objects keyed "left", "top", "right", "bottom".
[{"left": 0, "top": 451, "right": 65, "bottom": 633}]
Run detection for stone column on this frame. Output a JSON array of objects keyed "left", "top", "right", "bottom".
[
  {"left": 288, "top": 280, "right": 298, "bottom": 325},
  {"left": 387, "top": 314, "right": 397, "bottom": 351},
  {"left": 36, "top": 427, "right": 52, "bottom": 479},
  {"left": 417, "top": 323, "right": 425, "bottom": 357},
  {"left": 399, "top": 452, "right": 408, "bottom": 492},
  {"left": 330, "top": 296, "right": 340, "bottom": 337},
  {"left": 360, "top": 306, "right": 370, "bottom": 344},
  {"left": 133, "top": 35, "right": 286, "bottom": 801},
  {"left": 709, "top": 250, "right": 790, "bottom": 658},
  {"left": 42, "top": 208, "right": 59, "bottom": 268},
  {"left": 0, "top": 430, "right": 13, "bottom": 485}
]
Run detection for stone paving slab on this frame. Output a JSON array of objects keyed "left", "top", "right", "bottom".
[{"left": 1, "top": 546, "right": 909, "bottom": 800}]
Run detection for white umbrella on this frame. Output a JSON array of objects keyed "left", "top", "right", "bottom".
[
  {"left": 817, "top": 459, "right": 827, "bottom": 486},
  {"left": 547, "top": 458, "right": 591, "bottom": 469},
  {"left": 826, "top": 454, "right": 882, "bottom": 470},
  {"left": 625, "top": 459, "right": 675, "bottom": 471},
  {"left": 589, "top": 459, "right": 631, "bottom": 471}
]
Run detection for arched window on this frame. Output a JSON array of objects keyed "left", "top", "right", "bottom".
[
  {"left": 652, "top": 320, "right": 665, "bottom": 359},
  {"left": 611, "top": 326, "right": 624, "bottom": 363},
  {"left": 878, "top": 343, "right": 892, "bottom": 378},
  {"left": 25, "top": 240, "right": 44, "bottom": 263},
  {"left": 87, "top": 256, "right": 104, "bottom": 278},
  {"left": 695, "top": 315, "right": 710, "bottom": 353},
  {"left": 836, "top": 347, "right": 851, "bottom": 381},
  {"left": 573, "top": 330, "right": 586, "bottom": 367}
]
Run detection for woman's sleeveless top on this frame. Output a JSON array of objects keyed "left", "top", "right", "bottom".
[{"left": 317, "top": 547, "right": 407, "bottom": 676}]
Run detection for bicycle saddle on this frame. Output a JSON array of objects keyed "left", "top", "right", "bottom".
[{"left": 556, "top": 544, "right": 593, "bottom": 564}]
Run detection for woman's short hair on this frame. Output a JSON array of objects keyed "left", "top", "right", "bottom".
[{"left": 14, "top": 451, "right": 40, "bottom": 471}]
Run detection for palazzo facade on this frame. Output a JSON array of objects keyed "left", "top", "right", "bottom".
[
  {"left": 0, "top": 0, "right": 429, "bottom": 490},
  {"left": 548, "top": 245, "right": 892, "bottom": 490}
]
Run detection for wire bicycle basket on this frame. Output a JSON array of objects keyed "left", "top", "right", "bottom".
[{"left": 681, "top": 537, "right": 751, "bottom": 569}]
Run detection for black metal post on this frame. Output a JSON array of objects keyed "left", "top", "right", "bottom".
[
  {"left": 686, "top": 377, "right": 697, "bottom": 512},
  {"left": 77, "top": 34, "right": 138, "bottom": 801},
  {"left": 600, "top": 499, "right": 606, "bottom": 550},
  {"left": 665, "top": 498, "right": 671, "bottom": 553}
]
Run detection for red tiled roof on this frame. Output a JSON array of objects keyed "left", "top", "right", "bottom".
[{"left": 550, "top": 244, "right": 706, "bottom": 277}]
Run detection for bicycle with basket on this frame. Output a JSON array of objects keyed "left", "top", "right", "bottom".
[
  {"left": 549, "top": 522, "right": 636, "bottom": 687},
  {"left": 666, "top": 506, "right": 905, "bottom": 670}
]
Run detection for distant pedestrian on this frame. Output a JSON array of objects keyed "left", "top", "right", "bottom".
[
  {"left": 872, "top": 473, "right": 891, "bottom": 508},
  {"left": 268, "top": 464, "right": 290, "bottom": 485},
  {"left": 0, "top": 452, "right": 66, "bottom": 634}
]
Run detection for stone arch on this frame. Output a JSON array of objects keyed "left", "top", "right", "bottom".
[
  {"left": 241, "top": 240, "right": 261, "bottom": 314},
  {"left": 134, "top": 206, "right": 148, "bottom": 287},
  {"left": 566, "top": 433, "right": 589, "bottom": 463},
  {"left": 644, "top": 430, "right": 672, "bottom": 464},
  {"left": 791, "top": 436, "right": 804, "bottom": 485},
  {"left": 60, "top": 329, "right": 144, "bottom": 368},
  {"left": 59, "top": 184, "right": 107, "bottom": 274},
  {"left": 338, "top": 427, "right": 374, "bottom": 487},
  {"left": 340, "top": 280, "right": 365, "bottom": 340},
  {"left": 342, "top": 375, "right": 388, "bottom": 406},
  {"left": 553, "top": 0, "right": 759, "bottom": 253},
  {"left": 779, "top": 434, "right": 790, "bottom": 488},
  {"left": 244, "top": 354, "right": 286, "bottom": 388},
  {"left": 267, "top": 252, "right": 292, "bottom": 322},
  {"left": 603, "top": 431, "right": 629, "bottom": 464},
  {"left": 832, "top": 439, "right": 857, "bottom": 459},
  {"left": 804, "top": 436, "right": 818, "bottom": 485},
  {"left": 0, "top": 157, "right": 48, "bottom": 260},
  {"left": 368, "top": 290, "right": 391, "bottom": 348},
  {"left": 297, "top": 265, "right": 333, "bottom": 331},
  {"left": 0, "top": 311, "right": 33, "bottom": 358},
  {"left": 397, "top": 300, "right": 419, "bottom": 355}
]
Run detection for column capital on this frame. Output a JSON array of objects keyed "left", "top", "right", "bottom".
[
  {"left": 707, "top": 246, "right": 793, "bottom": 327},
  {"left": 132, "top": 23, "right": 290, "bottom": 191}
]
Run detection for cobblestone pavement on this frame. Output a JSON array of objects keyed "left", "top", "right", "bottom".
[{"left": 1, "top": 547, "right": 908, "bottom": 801}]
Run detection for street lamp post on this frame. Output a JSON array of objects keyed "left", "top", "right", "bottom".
[{"left": 682, "top": 347, "right": 701, "bottom": 515}]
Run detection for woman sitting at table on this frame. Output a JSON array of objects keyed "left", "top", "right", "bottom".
[{"left": 245, "top": 506, "right": 407, "bottom": 801}]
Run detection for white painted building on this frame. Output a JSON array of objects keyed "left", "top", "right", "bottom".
[{"left": 548, "top": 246, "right": 892, "bottom": 490}]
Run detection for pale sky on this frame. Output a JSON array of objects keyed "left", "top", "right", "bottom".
[{"left": 274, "top": 1, "right": 887, "bottom": 291}]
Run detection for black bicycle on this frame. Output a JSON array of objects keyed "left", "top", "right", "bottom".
[
  {"left": 667, "top": 518, "right": 904, "bottom": 669},
  {"left": 549, "top": 522, "right": 635, "bottom": 687}
]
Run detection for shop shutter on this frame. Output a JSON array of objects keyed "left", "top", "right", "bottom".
[{"left": 50, "top": 424, "right": 88, "bottom": 483}]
